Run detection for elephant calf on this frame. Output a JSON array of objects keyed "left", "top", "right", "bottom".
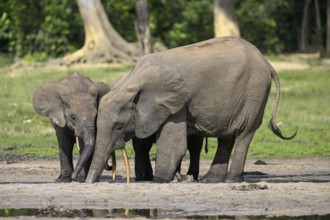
[{"left": 33, "top": 73, "right": 109, "bottom": 182}]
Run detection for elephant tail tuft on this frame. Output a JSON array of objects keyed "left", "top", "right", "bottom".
[{"left": 269, "top": 118, "right": 297, "bottom": 140}]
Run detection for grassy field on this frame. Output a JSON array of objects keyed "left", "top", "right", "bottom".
[{"left": 0, "top": 59, "right": 329, "bottom": 160}]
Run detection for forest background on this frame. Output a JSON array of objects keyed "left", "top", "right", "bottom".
[{"left": 0, "top": 0, "right": 329, "bottom": 62}]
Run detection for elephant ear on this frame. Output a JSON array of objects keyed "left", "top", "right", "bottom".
[
  {"left": 32, "top": 82, "right": 70, "bottom": 127},
  {"left": 88, "top": 82, "right": 110, "bottom": 104},
  {"left": 134, "top": 64, "right": 188, "bottom": 138}
]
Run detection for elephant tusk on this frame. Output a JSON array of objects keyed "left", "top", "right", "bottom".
[
  {"left": 124, "top": 208, "right": 129, "bottom": 216},
  {"left": 76, "top": 137, "right": 80, "bottom": 152},
  {"left": 111, "top": 153, "right": 116, "bottom": 180},
  {"left": 122, "top": 148, "right": 130, "bottom": 183}
]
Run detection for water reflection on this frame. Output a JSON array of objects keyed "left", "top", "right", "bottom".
[{"left": 0, "top": 207, "right": 329, "bottom": 219}]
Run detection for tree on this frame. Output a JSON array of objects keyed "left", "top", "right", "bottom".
[
  {"left": 235, "top": 0, "right": 285, "bottom": 54},
  {"left": 314, "top": 0, "right": 323, "bottom": 55},
  {"left": 135, "top": 0, "right": 153, "bottom": 54},
  {"left": 213, "top": 0, "right": 240, "bottom": 37},
  {"left": 62, "top": 0, "right": 140, "bottom": 65},
  {"left": 326, "top": 0, "right": 330, "bottom": 57},
  {"left": 300, "top": 0, "right": 312, "bottom": 52}
]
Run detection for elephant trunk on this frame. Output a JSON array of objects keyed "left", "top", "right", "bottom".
[
  {"left": 72, "top": 127, "right": 95, "bottom": 181},
  {"left": 86, "top": 134, "right": 113, "bottom": 183}
]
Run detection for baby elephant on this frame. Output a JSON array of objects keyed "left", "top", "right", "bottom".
[{"left": 32, "top": 73, "right": 109, "bottom": 182}]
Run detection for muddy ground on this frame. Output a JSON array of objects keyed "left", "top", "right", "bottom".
[{"left": 0, "top": 157, "right": 330, "bottom": 219}]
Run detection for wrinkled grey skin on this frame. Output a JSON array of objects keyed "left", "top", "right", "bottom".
[
  {"left": 86, "top": 37, "right": 296, "bottom": 183},
  {"left": 32, "top": 73, "right": 109, "bottom": 182},
  {"left": 133, "top": 135, "right": 204, "bottom": 181}
]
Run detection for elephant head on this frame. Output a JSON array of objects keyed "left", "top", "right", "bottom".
[
  {"left": 86, "top": 64, "right": 189, "bottom": 183},
  {"left": 32, "top": 74, "right": 109, "bottom": 180}
]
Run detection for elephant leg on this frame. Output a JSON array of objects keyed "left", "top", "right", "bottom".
[
  {"left": 186, "top": 135, "right": 203, "bottom": 181},
  {"left": 226, "top": 132, "right": 255, "bottom": 183},
  {"left": 154, "top": 109, "right": 187, "bottom": 183},
  {"left": 172, "top": 158, "right": 187, "bottom": 182},
  {"left": 133, "top": 136, "right": 154, "bottom": 181},
  {"left": 53, "top": 125, "right": 75, "bottom": 183},
  {"left": 202, "top": 137, "right": 235, "bottom": 183}
]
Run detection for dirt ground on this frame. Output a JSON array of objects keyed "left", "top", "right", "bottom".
[{"left": 0, "top": 157, "right": 330, "bottom": 219}]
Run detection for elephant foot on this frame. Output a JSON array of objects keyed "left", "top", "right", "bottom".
[
  {"left": 135, "top": 171, "right": 153, "bottom": 182},
  {"left": 72, "top": 169, "right": 88, "bottom": 182},
  {"left": 55, "top": 174, "right": 72, "bottom": 183},
  {"left": 201, "top": 176, "right": 225, "bottom": 183},
  {"left": 75, "top": 174, "right": 87, "bottom": 183},
  {"left": 170, "top": 172, "right": 195, "bottom": 183},
  {"left": 178, "top": 174, "right": 195, "bottom": 183},
  {"left": 135, "top": 175, "right": 153, "bottom": 182},
  {"left": 201, "top": 164, "right": 227, "bottom": 183},
  {"left": 186, "top": 171, "right": 199, "bottom": 181},
  {"left": 225, "top": 173, "right": 244, "bottom": 183},
  {"left": 153, "top": 176, "right": 168, "bottom": 183}
]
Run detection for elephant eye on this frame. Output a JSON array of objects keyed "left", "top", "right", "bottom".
[
  {"left": 70, "top": 114, "right": 76, "bottom": 122},
  {"left": 114, "top": 123, "right": 123, "bottom": 130}
]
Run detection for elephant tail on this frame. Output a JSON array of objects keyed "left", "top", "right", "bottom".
[
  {"left": 204, "top": 137, "right": 208, "bottom": 154},
  {"left": 269, "top": 66, "right": 297, "bottom": 140}
]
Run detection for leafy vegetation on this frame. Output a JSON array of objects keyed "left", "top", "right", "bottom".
[
  {"left": 0, "top": 0, "right": 325, "bottom": 61},
  {"left": 0, "top": 0, "right": 81, "bottom": 59},
  {"left": 0, "top": 62, "right": 329, "bottom": 160},
  {"left": 236, "top": 0, "right": 305, "bottom": 54}
]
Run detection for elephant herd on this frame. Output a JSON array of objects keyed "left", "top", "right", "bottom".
[{"left": 32, "top": 37, "right": 296, "bottom": 184}]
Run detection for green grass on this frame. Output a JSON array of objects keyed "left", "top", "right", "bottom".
[
  {"left": 0, "top": 60, "right": 329, "bottom": 160},
  {"left": 0, "top": 53, "right": 13, "bottom": 68}
]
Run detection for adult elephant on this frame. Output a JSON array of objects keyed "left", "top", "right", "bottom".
[
  {"left": 86, "top": 37, "right": 296, "bottom": 183},
  {"left": 133, "top": 135, "right": 204, "bottom": 182},
  {"left": 32, "top": 73, "right": 109, "bottom": 182}
]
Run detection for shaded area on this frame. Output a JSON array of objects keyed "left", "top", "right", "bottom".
[{"left": 244, "top": 171, "right": 330, "bottom": 183}]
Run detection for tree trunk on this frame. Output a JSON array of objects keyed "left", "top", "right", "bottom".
[
  {"left": 62, "top": 0, "right": 140, "bottom": 65},
  {"left": 326, "top": 0, "right": 330, "bottom": 57},
  {"left": 135, "top": 0, "right": 153, "bottom": 54},
  {"left": 300, "top": 0, "right": 312, "bottom": 52},
  {"left": 213, "top": 0, "right": 240, "bottom": 38},
  {"left": 314, "top": 0, "right": 323, "bottom": 56}
]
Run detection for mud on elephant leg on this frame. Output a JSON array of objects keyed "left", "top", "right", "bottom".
[
  {"left": 133, "top": 136, "right": 154, "bottom": 181},
  {"left": 202, "top": 137, "right": 235, "bottom": 183},
  {"left": 186, "top": 135, "right": 203, "bottom": 181}
]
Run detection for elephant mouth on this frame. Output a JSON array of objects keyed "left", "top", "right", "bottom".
[{"left": 124, "top": 132, "right": 135, "bottom": 142}]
